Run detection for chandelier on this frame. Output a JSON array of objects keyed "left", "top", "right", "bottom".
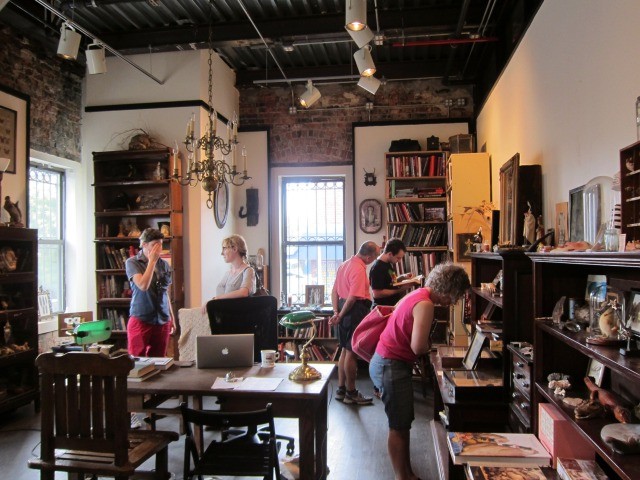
[{"left": 171, "top": 4, "right": 250, "bottom": 209}]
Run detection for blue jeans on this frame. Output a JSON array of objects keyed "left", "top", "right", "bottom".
[{"left": 369, "top": 352, "right": 414, "bottom": 430}]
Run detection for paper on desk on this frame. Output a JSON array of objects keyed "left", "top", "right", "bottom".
[
  {"left": 211, "top": 377, "right": 245, "bottom": 390},
  {"left": 234, "top": 377, "right": 283, "bottom": 391}
]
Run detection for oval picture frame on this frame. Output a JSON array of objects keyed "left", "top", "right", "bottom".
[
  {"left": 359, "top": 199, "right": 382, "bottom": 234},
  {"left": 214, "top": 182, "right": 229, "bottom": 229}
]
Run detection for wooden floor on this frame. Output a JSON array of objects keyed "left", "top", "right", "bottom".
[{"left": 0, "top": 369, "right": 439, "bottom": 480}]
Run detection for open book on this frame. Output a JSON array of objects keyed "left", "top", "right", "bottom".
[{"left": 392, "top": 275, "right": 424, "bottom": 287}]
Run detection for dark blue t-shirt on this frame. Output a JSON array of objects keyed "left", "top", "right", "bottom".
[{"left": 125, "top": 250, "right": 172, "bottom": 325}]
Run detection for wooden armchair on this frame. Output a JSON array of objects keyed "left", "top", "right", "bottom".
[{"left": 28, "top": 352, "right": 179, "bottom": 480}]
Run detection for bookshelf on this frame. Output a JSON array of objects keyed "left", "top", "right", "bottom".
[
  {"left": 620, "top": 140, "right": 640, "bottom": 242},
  {"left": 93, "top": 148, "right": 183, "bottom": 355},
  {"left": 276, "top": 310, "right": 338, "bottom": 362},
  {"left": 384, "top": 151, "right": 449, "bottom": 278}
]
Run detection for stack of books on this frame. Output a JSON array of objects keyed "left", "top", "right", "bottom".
[
  {"left": 127, "top": 360, "right": 160, "bottom": 382},
  {"left": 137, "top": 356, "right": 175, "bottom": 370}
]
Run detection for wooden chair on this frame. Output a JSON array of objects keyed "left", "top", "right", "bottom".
[
  {"left": 180, "top": 402, "right": 282, "bottom": 480},
  {"left": 28, "top": 352, "right": 179, "bottom": 480}
]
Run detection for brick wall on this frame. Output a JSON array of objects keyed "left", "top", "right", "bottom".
[
  {"left": 239, "top": 79, "right": 473, "bottom": 165},
  {"left": 0, "top": 24, "right": 84, "bottom": 162}
]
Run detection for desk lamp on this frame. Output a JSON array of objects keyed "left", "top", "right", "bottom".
[
  {"left": 69, "top": 319, "right": 113, "bottom": 350},
  {"left": 279, "top": 310, "right": 322, "bottom": 382}
]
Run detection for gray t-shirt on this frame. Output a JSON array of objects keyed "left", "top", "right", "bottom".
[{"left": 216, "top": 265, "right": 256, "bottom": 297}]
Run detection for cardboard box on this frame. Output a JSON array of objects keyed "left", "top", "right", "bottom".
[{"left": 538, "top": 403, "right": 595, "bottom": 467}]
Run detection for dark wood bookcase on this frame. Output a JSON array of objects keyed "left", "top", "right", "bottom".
[
  {"left": 620, "top": 140, "right": 640, "bottom": 242},
  {"left": 0, "top": 228, "right": 38, "bottom": 414},
  {"left": 530, "top": 252, "right": 640, "bottom": 480},
  {"left": 93, "top": 148, "right": 183, "bottom": 355}
]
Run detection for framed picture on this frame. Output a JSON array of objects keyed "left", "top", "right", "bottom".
[
  {"left": 498, "top": 153, "right": 520, "bottom": 246},
  {"left": 456, "top": 233, "right": 475, "bottom": 262},
  {"left": 555, "top": 202, "right": 569, "bottom": 246},
  {"left": 214, "top": 181, "right": 229, "bottom": 228},
  {"left": 57, "top": 311, "right": 94, "bottom": 337},
  {"left": 0, "top": 105, "right": 16, "bottom": 173},
  {"left": 627, "top": 290, "right": 640, "bottom": 337},
  {"left": 569, "top": 185, "right": 585, "bottom": 242},
  {"left": 305, "top": 285, "right": 325, "bottom": 306},
  {"left": 359, "top": 199, "right": 382, "bottom": 234},
  {"left": 462, "top": 331, "right": 488, "bottom": 370},
  {"left": 586, "top": 358, "right": 605, "bottom": 387}
]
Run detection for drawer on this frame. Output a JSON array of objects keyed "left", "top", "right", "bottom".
[
  {"left": 508, "top": 402, "right": 531, "bottom": 433},
  {"left": 510, "top": 388, "right": 531, "bottom": 422},
  {"left": 512, "top": 360, "right": 532, "bottom": 397}
]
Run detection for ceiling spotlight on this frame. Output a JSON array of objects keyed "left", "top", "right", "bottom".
[
  {"left": 299, "top": 80, "right": 321, "bottom": 108},
  {"left": 354, "top": 45, "right": 376, "bottom": 77},
  {"left": 346, "top": 25, "right": 374, "bottom": 49},
  {"left": 345, "top": 0, "right": 367, "bottom": 32},
  {"left": 444, "top": 99, "right": 454, "bottom": 107},
  {"left": 456, "top": 98, "right": 467, "bottom": 106},
  {"left": 373, "top": 32, "right": 385, "bottom": 46},
  {"left": 86, "top": 40, "right": 107, "bottom": 74},
  {"left": 57, "top": 23, "right": 82, "bottom": 60},
  {"left": 358, "top": 76, "right": 381, "bottom": 95},
  {"left": 365, "top": 101, "right": 374, "bottom": 111},
  {"left": 282, "top": 43, "right": 295, "bottom": 52},
  {"left": 289, "top": 105, "right": 297, "bottom": 115}
]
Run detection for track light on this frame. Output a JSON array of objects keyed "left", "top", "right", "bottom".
[
  {"left": 358, "top": 76, "right": 381, "bottom": 95},
  {"left": 345, "top": 0, "right": 367, "bottom": 31},
  {"left": 346, "top": 25, "right": 374, "bottom": 49},
  {"left": 86, "top": 41, "right": 107, "bottom": 74},
  {"left": 354, "top": 45, "right": 376, "bottom": 77},
  {"left": 57, "top": 23, "right": 81, "bottom": 60},
  {"left": 299, "top": 80, "right": 321, "bottom": 108}
]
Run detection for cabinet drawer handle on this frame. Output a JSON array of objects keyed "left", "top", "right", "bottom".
[
  {"left": 513, "top": 373, "right": 524, "bottom": 379},
  {"left": 512, "top": 392, "right": 518, "bottom": 399},
  {"left": 520, "top": 402, "right": 528, "bottom": 410},
  {"left": 522, "top": 382, "right": 529, "bottom": 388},
  {"left": 516, "top": 362, "right": 524, "bottom": 368}
]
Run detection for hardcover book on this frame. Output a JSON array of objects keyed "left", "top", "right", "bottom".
[
  {"left": 556, "top": 458, "right": 609, "bottom": 480},
  {"left": 466, "top": 465, "right": 558, "bottom": 480},
  {"left": 137, "top": 356, "right": 175, "bottom": 370},
  {"left": 127, "top": 368, "right": 160, "bottom": 382},
  {"left": 447, "top": 432, "right": 551, "bottom": 467},
  {"left": 128, "top": 360, "right": 156, "bottom": 378}
]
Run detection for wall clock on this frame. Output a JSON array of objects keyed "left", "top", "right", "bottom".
[{"left": 214, "top": 182, "right": 229, "bottom": 228}]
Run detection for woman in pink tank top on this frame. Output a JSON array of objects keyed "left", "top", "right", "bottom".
[{"left": 370, "top": 263, "right": 470, "bottom": 480}]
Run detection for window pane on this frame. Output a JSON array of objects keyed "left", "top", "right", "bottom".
[
  {"left": 282, "top": 178, "right": 345, "bottom": 304},
  {"left": 28, "top": 166, "right": 65, "bottom": 312}
]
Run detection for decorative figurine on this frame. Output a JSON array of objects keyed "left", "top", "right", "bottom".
[
  {"left": 3, "top": 196, "right": 23, "bottom": 227},
  {"left": 523, "top": 201, "right": 536, "bottom": 245},
  {"left": 153, "top": 161, "right": 167, "bottom": 181}
]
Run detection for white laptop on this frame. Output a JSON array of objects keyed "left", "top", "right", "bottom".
[{"left": 196, "top": 334, "right": 255, "bottom": 369}]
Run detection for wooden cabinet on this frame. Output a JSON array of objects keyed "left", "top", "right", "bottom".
[
  {"left": 507, "top": 342, "right": 533, "bottom": 432},
  {"left": 93, "top": 148, "right": 183, "bottom": 354},
  {"left": 384, "top": 151, "right": 449, "bottom": 276},
  {"left": 0, "top": 228, "right": 38, "bottom": 414},
  {"left": 530, "top": 252, "right": 640, "bottom": 480},
  {"left": 277, "top": 310, "right": 338, "bottom": 362},
  {"left": 620, "top": 141, "right": 640, "bottom": 241}
]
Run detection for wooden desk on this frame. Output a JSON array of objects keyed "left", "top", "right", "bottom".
[{"left": 128, "top": 362, "right": 335, "bottom": 480}]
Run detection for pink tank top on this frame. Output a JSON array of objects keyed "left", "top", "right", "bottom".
[{"left": 376, "top": 288, "right": 432, "bottom": 363}]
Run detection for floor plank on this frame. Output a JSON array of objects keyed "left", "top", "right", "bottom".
[{"left": 1, "top": 368, "right": 439, "bottom": 479}]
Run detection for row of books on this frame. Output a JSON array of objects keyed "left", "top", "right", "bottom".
[
  {"left": 100, "top": 244, "right": 135, "bottom": 270},
  {"left": 393, "top": 251, "right": 447, "bottom": 278},
  {"left": 104, "top": 308, "right": 127, "bottom": 331},
  {"left": 387, "top": 203, "right": 445, "bottom": 222},
  {"left": 278, "top": 341, "right": 340, "bottom": 362},
  {"left": 387, "top": 223, "right": 447, "bottom": 247},
  {"left": 449, "top": 431, "right": 609, "bottom": 479},
  {"left": 386, "top": 154, "right": 446, "bottom": 177},
  {"left": 99, "top": 275, "right": 131, "bottom": 299},
  {"left": 389, "top": 182, "right": 445, "bottom": 198},
  {"left": 279, "top": 319, "right": 334, "bottom": 338}
]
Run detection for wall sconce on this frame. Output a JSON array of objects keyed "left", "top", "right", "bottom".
[
  {"left": 57, "top": 23, "right": 82, "bottom": 60},
  {"left": 86, "top": 40, "right": 107, "bottom": 74},
  {"left": 346, "top": 25, "right": 374, "bottom": 49},
  {"left": 299, "top": 80, "right": 321, "bottom": 108},
  {"left": 345, "top": 0, "right": 367, "bottom": 31},
  {"left": 354, "top": 45, "right": 376, "bottom": 77},
  {"left": 357, "top": 75, "right": 381, "bottom": 95}
]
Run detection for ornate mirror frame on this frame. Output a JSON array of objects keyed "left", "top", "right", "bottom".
[{"left": 214, "top": 182, "right": 229, "bottom": 228}]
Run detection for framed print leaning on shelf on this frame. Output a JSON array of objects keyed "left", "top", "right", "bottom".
[
  {"left": 305, "top": 285, "right": 325, "bottom": 306},
  {"left": 359, "top": 199, "right": 382, "bottom": 234},
  {"left": 555, "top": 202, "right": 568, "bottom": 246},
  {"left": 586, "top": 358, "right": 605, "bottom": 387},
  {"left": 456, "top": 233, "right": 475, "bottom": 262},
  {"left": 627, "top": 290, "right": 640, "bottom": 337}
]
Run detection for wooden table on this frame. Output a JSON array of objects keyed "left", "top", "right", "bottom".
[{"left": 128, "top": 362, "right": 335, "bottom": 480}]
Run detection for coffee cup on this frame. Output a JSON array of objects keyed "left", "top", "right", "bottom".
[{"left": 260, "top": 349, "right": 279, "bottom": 368}]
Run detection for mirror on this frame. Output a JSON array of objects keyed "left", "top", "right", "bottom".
[
  {"left": 499, "top": 153, "right": 519, "bottom": 245},
  {"left": 583, "top": 176, "right": 613, "bottom": 244},
  {"left": 569, "top": 185, "right": 585, "bottom": 242}
]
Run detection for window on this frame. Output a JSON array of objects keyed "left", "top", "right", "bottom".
[
  {"left": 29, "top": 165, "right": 65, "bottom": 313},
  {"left": 281, "top": 177, "right": 345, "bottom": 304}
]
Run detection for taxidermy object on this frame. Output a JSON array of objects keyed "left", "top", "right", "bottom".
[
  {"left": 239, "top": 188, "right": 259, "bottom": 226},
  {"left": 598, "top": 305, "right": 620, "bottom": 338},
  {"left": 574, "top": 396, "right": 607, "bottom": 420},
  {"left": 363, "top": 168, "right": 377, "bottom": 186},
  {"left": 3, "top": 196, "right": 23, "bottom": 227},
  {"left": 136, "top": 193, "right": 169, "bottom": 210},
  {"left": 583, "top": 376, "right": 633, "bottom": 423},
  {"left": 129, "top": 133, "right": 152, "bottom": 150}
]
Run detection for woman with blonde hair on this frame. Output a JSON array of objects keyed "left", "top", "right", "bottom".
[{"left": 211, "top": 234, "right": 256, "bottom": 300}]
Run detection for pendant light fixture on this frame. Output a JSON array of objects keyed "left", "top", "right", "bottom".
[
  {"left": 57, "top": 23, "right": 81, "bottom": 60},
  {"left": 86, "top": 40, "right": 107, "bottom": 75},
  {"left": 354, "top": 45, "right": 376, "bottom": 77},
  {"left": 299, "top": 80, "right": 322, "bottom": 108},
  {"left": 345, "top": 0, "right": 367, "bottom": 32},
  {"left": 346, "top": 25, "right": 374, "bottom": 49},
  {"left": 357, "top": 75, "right": 381, "bottom": 95}
]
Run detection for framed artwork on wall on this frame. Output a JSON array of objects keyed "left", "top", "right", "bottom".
[
  {"left": 214, "top": 182, "right": 229, "bottom": 228},
  {"left": 498, "top": 153, "right": 519, "bottom": 246},
  {"left": 359, "top": 199, "right": 382, "bottom": 234},
  {"left": 0, "top": 105, "right": 16, "bottom": 174},
  {"left": 456, "top": 233, "right": 475, "bottom": 262}
]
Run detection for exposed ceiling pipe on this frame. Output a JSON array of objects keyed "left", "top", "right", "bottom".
[
  {"left": 235, "top": 0, "right": 290, "bottom": 86},
  {"left": 373, "top": 0, "right": 381, "bottom": 33},
  {"left": 34, "top": 0, "right": 164, "bottom": 84},
  {"left": 461, "top": 0, "right": 498, "bottom": 77},
  {"left": 391, "top": 37, "right": 497, "bottom": 47},
  {"left": 443, "top": 0, "right": 472, "bottom": 82}
]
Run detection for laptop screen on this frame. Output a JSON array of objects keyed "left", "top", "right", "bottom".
[{"left": 196, "top": 334, "right": 255, "bottom": 369}]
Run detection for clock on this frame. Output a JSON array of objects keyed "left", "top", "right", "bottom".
[{"left": 214, "top": 182, "right": 229, "bottom": 228}]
